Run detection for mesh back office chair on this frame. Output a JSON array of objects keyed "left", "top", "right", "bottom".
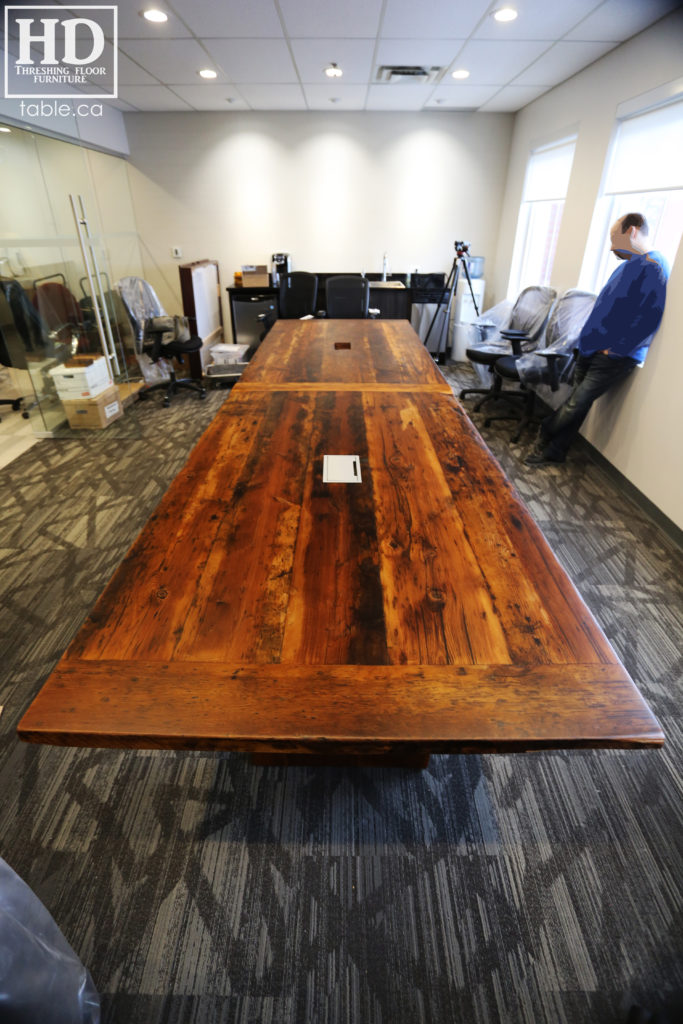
[
  {"left": 258, "top": 271, "right": 319, "bottom": 338},
  {"left": 325, "top": 276, "right": 371, "bottom": 319},
  {"left": 459, "top": 285, "right": 557, "bottom": 410},
  {"left": 485, "top": 289, "right": 596, "bottom": 441},
  {"left": 117, "top": 276, "right": 206, "bottom": 407}
]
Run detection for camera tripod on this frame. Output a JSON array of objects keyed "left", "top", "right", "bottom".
[{"left": 423, "top": 243, "right": 481, "bottom": 364}]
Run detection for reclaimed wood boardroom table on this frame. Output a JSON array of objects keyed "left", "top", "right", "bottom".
[{"left": 18, "top": 319, "right": 663, "bottom": 767}]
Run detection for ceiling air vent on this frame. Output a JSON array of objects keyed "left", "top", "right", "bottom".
[{"left": 376, "top": 65, "right": 443, "bottom": 85}]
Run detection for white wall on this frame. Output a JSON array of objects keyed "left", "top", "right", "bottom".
[
  {"left": 123, "top": 110, "right": 513, "bottom": 317},
  {"left": 494, "top": 8, "right": 683, "bottom": 530}
]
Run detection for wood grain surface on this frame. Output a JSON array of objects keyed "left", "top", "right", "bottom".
[
  {"left": 236, "top": 319, "right": 452, "bottom": 392},
  {"left": 17, "top": 321, "right": 663, "bottom": 758}
]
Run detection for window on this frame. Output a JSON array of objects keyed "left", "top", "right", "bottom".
[
  {"left": 580, "top": 99, "right": 683, "bottom": 291},
  {"left": 507, "top": 137, "right": 576, "bottom": 300}
]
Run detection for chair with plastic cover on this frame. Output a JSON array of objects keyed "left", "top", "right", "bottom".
[
  {"left": 459, "top": 285, "right": 557, "bottom": 408},
  {"left": 117, "top": 275, "right": 206, "bottom": 407},
  {"left": 484, "top": 289, "right": 596, "bottom": 441}
]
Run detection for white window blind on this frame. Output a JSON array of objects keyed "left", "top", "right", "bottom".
[
  {"left": 523, "top": 140, "right": 576, "bottom": 202},
  {"left": 604, "top": 101, "right": 683, "bottom": 195}
]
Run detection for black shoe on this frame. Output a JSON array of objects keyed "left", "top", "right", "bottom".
[{"left": 524, "top": 450, "right": 565, "bottom": 466}]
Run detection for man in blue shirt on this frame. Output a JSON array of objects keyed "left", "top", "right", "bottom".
[{"left": 525, "top": 212, "right": 669, "bottom": 466}]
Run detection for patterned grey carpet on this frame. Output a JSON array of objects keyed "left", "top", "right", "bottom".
[{"left": 0, "top": 369, "right": 681, "bottom": 1024}]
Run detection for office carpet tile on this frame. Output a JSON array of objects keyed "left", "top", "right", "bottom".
[{"left": 0, "top": 371, "right": 681, "bottom": 1024}]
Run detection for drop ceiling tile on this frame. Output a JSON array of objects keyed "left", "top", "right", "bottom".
[
  {"left": 114, "top": 6, "right": 192, "bottom": 39},
  {"left": 514, "top": 40, "right": 616, "bottom": 86},
  {"left": 169, "top": 0, "right": 285, "bottom": 38},
  {"left": 203, "top": 38, "right": 298, "bottom": 84},
  {"left": 302, "top": 84, "right": 368, "bottom": 110},
  {"left": 479, "top": 85, "right": 549, "bottom": 112},
  {"left": 118, "top": 39, "right": 215, "bottom": 85},
  {"left": 381, "top": 0, "right": 491, "bottom": 39},
  {"left": 116, "top": 86, "right": 194, "bottom": 111},
  {"left": 290, "top": 39, "right": 375, "bottom": 84},
  {"left": 237, "top": 84, "right": 308, "bottom": 110},
  {"left": 117, "top": 52, "right": 160, "bottom": 88},
  {"left": 374, "top": 39, "right": 467, "bottom": 68},
  {"left": 169, "top": 84, "right": 250, "bottom": 110},
  {"left": 564, "top": 0, "right": 681, "bottom": 41},
  {"left": 365, "top": 84, "right": 435, "bottom": 111},
  {"left": 453, "top": 39, "right": 552, "bottom": 84},
  {"left": 472, "top": 0, "right": 602, "bottom": 41},
  {"left": 279, "top": 0, "right": 383, "bottom": 38},
  {"left": 426, "top": 84, "right": 501, "bottom": 108}
]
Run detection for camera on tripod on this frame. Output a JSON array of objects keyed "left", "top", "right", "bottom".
[{"left": 454, "top": 240, "right": 470, "bottom": 257}]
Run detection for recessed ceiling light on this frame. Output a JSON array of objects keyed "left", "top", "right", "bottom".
[
  {"left": 141, "top": 8, "right": 168, "bottom": 22},
  {"left": 493, "top": 6, "right": 518, "bottom": 21},
  {"left": 199, "top": 69, "right": 217, "bottom": 80},
  {"left": 324, "top": 63, "right": 343, "bottom": 79},
  {"left": 451, "top": 69, "right": 470, "bottom": 80}
]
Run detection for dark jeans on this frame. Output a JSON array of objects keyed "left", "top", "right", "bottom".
[{"left": 540, "top": 352, "right": 638, "bottom": 460}]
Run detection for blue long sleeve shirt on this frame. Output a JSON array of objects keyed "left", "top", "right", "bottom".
[{"left": 578, "top": 249, "right": 669, "bottom": 364}]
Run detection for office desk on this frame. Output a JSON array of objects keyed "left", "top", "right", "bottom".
[{"left": 17, "top": 322, "right": 663, "bottom": 765}]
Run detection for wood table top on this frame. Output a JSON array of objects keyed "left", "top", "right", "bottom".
[
  {"left": 235, "top": 319, "right": 452, "bottom": 393},
  {"left": 17, "top": 325, "right": 663, "bottom": 760}
]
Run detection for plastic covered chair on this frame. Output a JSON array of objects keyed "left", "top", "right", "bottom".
[
  {"left": 485, "top": 289, "right": 596, "bottom": 440},
  {"left": 117, "top": 275, "right": 206, "bottom": 407},
  {"left": 459, "top": 285, "right": 557, "bottom": 407}
]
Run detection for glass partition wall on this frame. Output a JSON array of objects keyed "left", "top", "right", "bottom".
[{"left": 0, "top": 123, "right": 145, "bottom": 437}]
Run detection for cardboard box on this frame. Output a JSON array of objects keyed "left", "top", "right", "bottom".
[
  {"left": 61, "top": 384, "right": 123, "bottom": 430},
  {"left": 241, "top": 264, "right": 270, "bottom": 288},
  {"left": 49, "top": 355, "right": 112, "bottom": 399}
]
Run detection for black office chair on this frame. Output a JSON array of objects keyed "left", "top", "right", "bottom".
[
  {"left": 117, "top": 276, "right": 206, "bottom": 407},
  {"left": 0, "top": 290, "right": 34, "bottom": 422},
  {"left": 459, "top": 285, "right": 557, "bottom": 409},
  {"left": 325, "top": 275, "right": 371, "bottom": 318},
  {"left": 485, "top": 289, "right": 596, "bottom": 441},
  {"left": 258, "top": 271, "right": 319, "bottom": 338}
]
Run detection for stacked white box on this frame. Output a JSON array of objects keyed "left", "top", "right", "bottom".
[{"left": 49, "top": 356, "right": 112, "bottom": 399}]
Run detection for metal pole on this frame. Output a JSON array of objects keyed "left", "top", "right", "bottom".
[
  {"left": 77, "top": 194, "right": 121, "bottom": 376},
  {"left": 69, "top": 193, "right": 116, "bottom": 382}
]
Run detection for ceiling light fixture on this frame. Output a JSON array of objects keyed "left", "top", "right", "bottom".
[
  {"left": 493, "top": 6, "right": 518, "bottom": 22},
  {"left": 324, "top": 63, "right": 343, "bottom": 79},
  {"left": 199, "top": 69, "right": 217, "bottom": 79},
  {"left": 0, "top": 126, "right": 12, "bottom": 133},
  {"left": 141, "top": 8, "right": 168, "bottom": 22},
  {"left": 451, "top": 69, "right": 470, "bottom": 80}
]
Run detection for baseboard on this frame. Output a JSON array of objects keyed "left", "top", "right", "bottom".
[{"left": 577, "top": 437, "right": 683, "bottom": 550}]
